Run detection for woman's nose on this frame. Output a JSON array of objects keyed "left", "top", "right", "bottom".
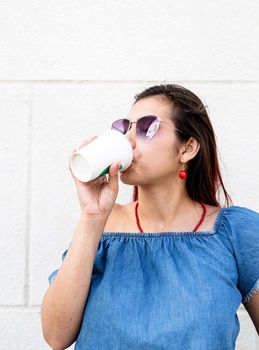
[{"left": 126, "top": 122, "right": 137, "bottom": 146}]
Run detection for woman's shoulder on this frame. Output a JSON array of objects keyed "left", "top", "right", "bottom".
[
  {"left": 104, "top": 203, "right": 259, "bottom": 233},
  {"left": 103, "top": 201, "right": 143, "bottom": 233},
  {"left": 103, "top": 203, "right": 121, "bottom": 231},
  {"left": 218, "top": 205, "right": 259, "bottom": 243},
  {"left": 103, "top": 202, "right": 133, "bottom": 232},
  {"left": 222, "top": 205, "right": 259, "bottom": 223}
]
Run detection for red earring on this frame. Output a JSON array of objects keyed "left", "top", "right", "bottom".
[{"left": 179, "top": 163, "right": 187, "bottom": 180}]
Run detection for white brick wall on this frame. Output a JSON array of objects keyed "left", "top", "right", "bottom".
[{"left": 0, "top": 1, "right": 258, "bottom": 349}]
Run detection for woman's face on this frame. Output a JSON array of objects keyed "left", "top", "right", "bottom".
[{"left": 119, "top": 95, "right": 184, "bottom": 186}]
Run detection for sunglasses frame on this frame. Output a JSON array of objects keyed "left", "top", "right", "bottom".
[{"left": 111, "top": 115, "right": 187, "bottom": 140}]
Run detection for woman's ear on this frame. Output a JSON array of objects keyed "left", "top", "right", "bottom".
[{"left": 180, "top": 137, "right": 200, "bottom": 162}]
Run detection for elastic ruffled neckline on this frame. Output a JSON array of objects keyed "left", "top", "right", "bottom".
[{"left": 101, "top": 206, "right": 227, "bottom": 238}]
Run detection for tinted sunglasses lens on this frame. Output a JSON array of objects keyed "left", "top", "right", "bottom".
[
  {"left": 137, "top": 116, "right": 159, "bottom": 140},
  {"left": 111, "top": 119, "right": 130, "bottom": 134}
]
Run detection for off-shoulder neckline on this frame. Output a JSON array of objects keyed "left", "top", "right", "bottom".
[{"left": 101, "top": 205, "right": 227, "bottom": 238}]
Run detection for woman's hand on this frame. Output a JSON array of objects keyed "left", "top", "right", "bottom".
[{"left": 69, "top": 136, "right": 121, "bottom": 219}]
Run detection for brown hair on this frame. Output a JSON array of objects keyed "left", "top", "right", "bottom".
[{"left": 132, "top": 83, "right": 233, "bottom": 207}]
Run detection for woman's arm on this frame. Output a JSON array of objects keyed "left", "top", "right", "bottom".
[
  {"left": 243, "top": 290, "right": 259, "bottom": 335},
  {"left": 41, "top": 215, "right": 107, "bottom": 349}
]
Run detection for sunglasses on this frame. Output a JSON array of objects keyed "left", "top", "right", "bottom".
[{"left": 111, "top": 115, "right": 186, "bottom": 140}]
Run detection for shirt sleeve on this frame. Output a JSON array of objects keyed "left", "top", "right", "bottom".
[
  {"left": 225, "top": 206, "right": 259, "bottom": 304},
  {"left": 48, "top": 248, "right": 68, "bottom": 285}
]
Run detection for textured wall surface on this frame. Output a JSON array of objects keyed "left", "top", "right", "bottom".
[{"left": 0, "top": 0, "right": 258, "bottom": 349}]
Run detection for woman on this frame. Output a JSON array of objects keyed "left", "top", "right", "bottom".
[{"left": 41, "top": 84, "right": 259, "bottom": 349}]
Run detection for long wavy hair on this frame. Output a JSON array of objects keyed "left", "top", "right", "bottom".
[{"left": 132, "top": 83, "right": 233, "bottom": 207}]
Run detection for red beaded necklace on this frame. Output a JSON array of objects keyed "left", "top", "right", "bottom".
[{"left": 135, "top": 201, "right": 207, "bottom": 233}]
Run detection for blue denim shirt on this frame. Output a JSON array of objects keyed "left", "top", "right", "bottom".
[{"left": 48, "top": 205, "right": 259, "bottom": 349}]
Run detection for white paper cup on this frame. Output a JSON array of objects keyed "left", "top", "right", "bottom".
[{"left": 69, "top": 129, "right": 133, "bottom": 182}]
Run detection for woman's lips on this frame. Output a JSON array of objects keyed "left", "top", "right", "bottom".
[{"left": 124, "top": 160, "right": 135, "bottom": 170}]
